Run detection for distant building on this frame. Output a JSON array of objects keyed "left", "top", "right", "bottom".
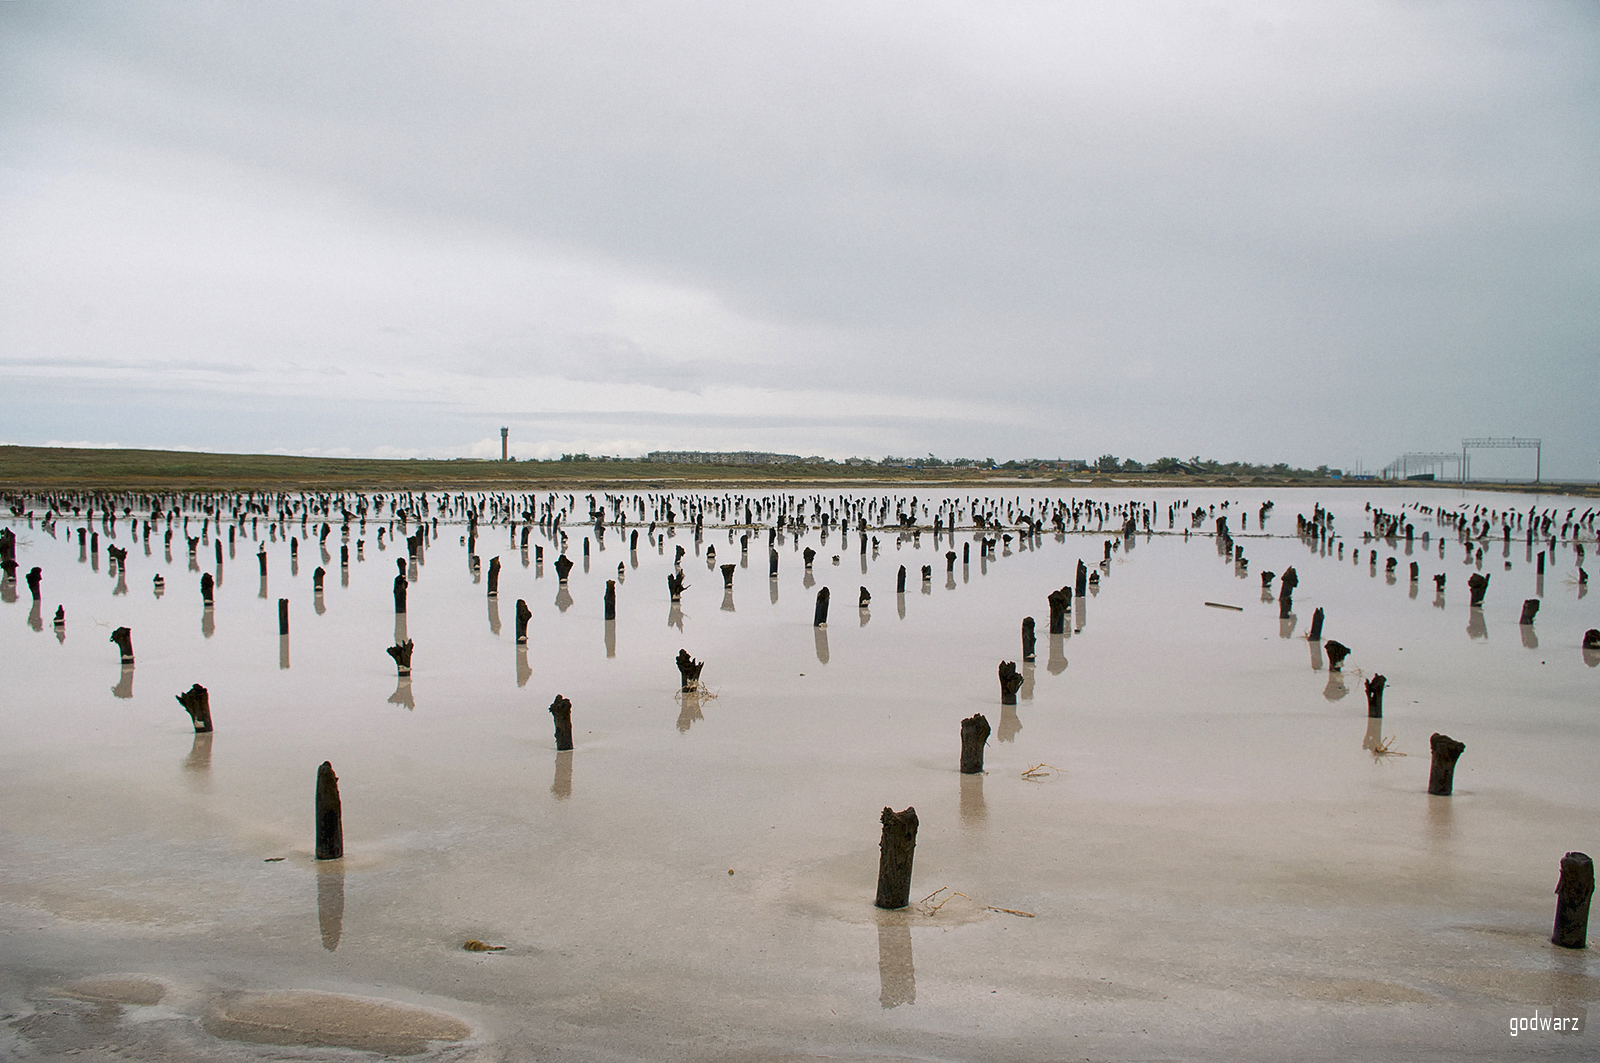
[{"left": 645, "top": 451, "right": 805, "bottom": 466}]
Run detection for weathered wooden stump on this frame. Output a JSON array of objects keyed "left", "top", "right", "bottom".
[
  {"left": 874, "top": 806, "right": 918, "bottom": 910},
  {"left": 257, "top": 549, "right": 267, "bottom": 576},
  {"left": 25, "top": 567, "right": 41, "bottom": 601},
  {"left": 676, "top": 649, "right": 704, "bottom": 691},
  {"left": 897, "top": 566, "right": 907, "bottom": 593},
  {"left": 1047, "top": 588, "right": 1069, "bottom": 634},
  {"left": 1325, "top": 640, "right": 1350, "bottom": 671},
  {"left": 667, "top": 570, "right": 687, "bottom": 601},
  {"left": 722, "top": 564, "right": 735, "bottom": 589},
  {"left": 1468, "top": 572, "right": 1489, "bottom": 606},
  {"left": 554, "top": 554, "right": 573, "bottom": 584},
  {"left": 769, "top": 549, "right": 779, "bottom": 577},
  {"left": 1365, "top": 673, "right": 1385, "bottom": 718},
  {"left": 1308, "top": 607, "right": 1325, "bottom": 641},
  {"left": 200, "top": 571, "right": 214, "bottom": 604},
  {"left": 920, "top": 565, "right": 932, "bottom": 582},
  {"left": 945, "top": 551, "right": 957, "bottom": 573},
  {"left": 1428, "top": 733, "right": 1465, "bottom": 795},
  {"left": 814, "top": 587, "right": 830, "bottom": 626},
  {"left": 110, "top": 626, "right": 134, "bottom": 663},
  {"left": 175, "top": 683, "right": 213, "bottom": 732},
  {"left": 1520, "top": 598, "right": 1540, "bottom": 625},
  {"left": 315, "top": 761, "right": 343, "bottom": 860},
  {"left": 1433, "top": 573, "right": 1446, "bottom": 591},
  {"left": 1409, "top": 561, "right": 1419, "bottom": 582},
  {"left": 313, "top": 566, "right": 325, "bottom": 592},
  {"left": 1261, "top": 571, "right": 1275, "bottom": 590},
  {"left": 278, "top": 598, "right": 289, "bottom": 635},
  {"left": 549, "top": 694, "right": 573, "bottom": 751},
  {"left": 1586, "top": 629, "right": 1600, "bottom": 649},
  {"left": 859, "top": 586, "right": 871, "bottom": 608},
  {"left": 1076, "top": 559, "right": 1088, "bottom": 597},
  {"left": 603, "top": 579, "right": 616, "bottom": 620},
  {"left": 394, "top": 574, "right": 407, "bottom": 614},
  {"left": 960, "top": 714, "right": 990, "bottom": 773},
  {"left": 387, "top": 638, "right": 414, "bottom": 676},
  {"left": 516, "top": 598, "right": 531, "bottom": 643},
  {"left": 487, "top": 556, "right": 501, "bottom": 597},
  {"left": 998, "top": 660, "right": 1023, "bottom": 704},
  {"left": 1552, "top": 852, "right": 1595, "bottom": 949},
  {"left": 1279, "top": 588, "right": 1294, "bottom": 619},
  {"left": 1021, "top": 616, "right": 1036, "bottom": 662},
  {"left": 804, "top": 547, "right": 816, "bottom": 571}
]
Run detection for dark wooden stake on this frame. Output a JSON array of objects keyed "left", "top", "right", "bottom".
[
  {"left": 313, "top": 566, "right": 325, "bottom": 592},
  {"left": 278, "top": 598, "right": 289, "bottom": 635},
  {"left": 1428, "top": 733, "right": 1465, "bottom": 795},
  {"left": 998, "top": 660, "right": 1023, "bottom": 704},
  {"left": 515, "top": 598, "right": 531, "bottom": 643},
  {"left": 722, "top": 564, "right": 735, "bottom": 589},
  {"left": 487, "top": 556, "right": 501, "bottom": 597},
  {"left": 201, "top": 572, "right": 214, "bottom": 604},
  {"left": 1553, "top": 851, "right": 1594, "bottom": 949},
  {"left": 175, "top": 683, "right": 213, "bottom": 732},
  {"left": 1021, "top": 616, "right": 1036, "bottom": 662},
  {"left": 386, "top": 638, "right": 414, "bottom": 676},
  {"left": 110, "top": 625, "right": 133, "bottom": 663},
  {"left": 874, "top": 806, "right": 918, "bottom": 910},
  {"left": 554, "top": 554, "right": 573, "bottom": 583},
  {"left": 1309, "top": 607, "right": 1324, "bottom": 640},
  {"left": 804, "top": 547, "right": 816, "bottom": 571},
  {"left": 315, "top": 761, "right": 343, "bottom": 860},
  {"left": 676, "top": 649, "right": 704, "bottom": 691},
  {"left": 549, "top": 694, "right": 573, "bottom": 751},
  {"left": 1325, "top": 640, "right": 1350, "bottom": 671},
  {"left": 814, "top": 587, "right": 830, "bottom": 626},
  {"left": 1468, "top": 572, "right": 1489, "bottom": 606},
  {"left": 769, "top": 549, "right": 779, "bottom": 577},
  {"left": 394, "top": 574, "right": 407, "bottom": 614},
  {"left": 859, "top": 586, "right": 871, "bottom": 608},
  {"left": 1365, "top": 673, "right": 1385, "bottom": 718},
  {"left": 897, "top": 566, "right": 907, "bottom": 593},
  {"left": 960, "top": 714, "right": 990, "bottom": 774},
  {"left": 667, "top": 570, "right": 687, "bottom": 601},
  {"left": 1047, "top": 588, "right": 1069, "bottom": 634},
  {"left": 604, "top": 580, "right": 616, "bottom": 619},
  {"left": 1520, "top": 598, "right": 1540, "bottom": 625}
]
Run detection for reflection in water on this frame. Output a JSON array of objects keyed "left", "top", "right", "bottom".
[
  {"left": 1362, "top": 717, "right": 1384, "bottom": 751},
  {"left": 1322, "top": 671, "right": 1348, "bottom": 701},
  {"left": 1074, "top": 594, "right": 1086, "bottom": 632},
  {"left": 517, "top": 645, "right": 532, "bottom": 687},
  {"left": 1520, "top": 624, "right": 1539, "bottom": 650},
  {"left": 859, "top": 605, "right": 870, "bottom": 628},
  {"left": 317, "top": 863, "right": 345, "bottom": 951},
  {"left": 1433, "top": 591, "right": 1445, "bottom": 611},
  {"left": 394, "top": 614, "right": 408, "bottom": 645},
  {"left": 803, "top": 571, "right": 815, "bottom": 590},
  {"left": 1279, "top": 615, "right": 1297, "bottom": 639},
  {"left": 722, "top": 588, "right": 736, "bottom": 613},
  {"left": 814, "top": 626, "right": 829, "bottom": 664},
  {"left": 1466, "top": 608, "right": 1487, "bottom": 641},
  {"left": 551, "top": 750, "right": 573, "bottom": 799},
  {"left": 314, "top": 590, "right": 326, "bottom": 616},
  {"left": 28, "top": 602, "right": 42, "bottom": 632},
  {"left": 667, "top": 604, "right": 685, "bottom": 632},
  {"left": 112, "top": 663, "right": 134, "bottom": 700},
  {"left": 388, "top": 676, "right": 415, "bottom": 710},
  {"left": 258, "top": 573, "right": 268, "bottom": 600},
  {"left": 1018, "top": 660, "right": 1035, "bottom": 701},
  {"left": 960, "top": 772, "right": 987, "bottom": 825},
  {"left": 676, "top": 690, "right": 704, "bottom": 732},
  {"left": 184, "top": 731, "right": 213, "bottom": 778},
  {"left": 488, "top": 598, "right": 501, "bottom": 636},
  {"left": 279, "top": 634, "right": 291, "bottom": 670},
  {"left": 770, "top": 577, "right": 779, "bottom": 606},
  {"left": 604, "top": 618, "right": 617, "bottom": 658},
  {"left": 202, "top": 605, "right": 215, "bottom": 639},
  {"left": 1427, "top": 794, "right": 1455, "bottom": 844},
  {"left": 1309, "top": 640, "right": 1324, "bottom": 671},
  {"left": 877, "top": 919, "right": 915, "bottom": 1008},
  {"left": 1046, "top": 632, "right": 1067, "bottom": 676},
  {"left": 554, "top": 587, "right": 574, "bottom": 613},
  {"left": 896, "top": 593, "right": 906, "bottom": 620},
  {"left": 998, "top": 702, "right": 1022, "bottom": 742}
]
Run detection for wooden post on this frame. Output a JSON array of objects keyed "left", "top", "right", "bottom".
[
  {"left": 278, "top": 598, "right": 289, "bottom": 635},
  {"left": 604, "top": 580, "right": 616, "bottom": 619},
  {"left": 313, "top": 566, "right": 325, "bottom": 592},
  {"left": 814, "top": 587, "right": 830, "bottom": 626},
  {"left": 110, "top": 625, "right": 134, "bottom": 663},
  {"left": 25, "top": 567, "right": 41, "bottom": 601},
  {"left": 1553, "top": 852, "right": 1595, "bottom": 949},
  {"left": 945, "top": 551, "right": 957, "bottom": 573},
  {"left": 874, "top": 806, "right": 918, "bottom": 910},
  {"left": 386, "top": 638, "right": 414, "bottom": 676},
  {"left": 394, "top": 574, "right": 407, "bottom": 614},
  {"left": 516, "top": 599, "right": 531, "bottom": 643},
  {"left": 1364, "top": 674, "right": 1385, "bottom": 718},
  {"left": 769, "top": 549, "right": 779, "bottom": 577},
  {"left": 960, "top": 714, "right": 990, "bottom": 774},
  {"left": 1520, "top": 598, "right": 1540, "bottom": 625},
  {"left": 858, "top": 586, "right": 871, "bottom": 608},
  {"left": 667, "top": 571, "right": 687, "bottom": 601},
  {"left": 175, "top": 683, "right": 213, "bottom": 732},
  {"left": 998, "top": 660, "right": 1023, "bottom": 704},
  {"left": 487, "top": 556, "right": 501, "bottom": 597},
  {"left": 804, "top": 547, "right": 816, "bottom": 571},
  {"left": 201, "top": 572, "right": 214, "bottom": 605},
  {"left": 675, "top": 649, "right": 704, "bottom": 691},
  {"left": 1308, "top": 607, "right": 1324, "bottom": 641},
  {"left": 1325, "top": 640, "right": 1350, "bottom": 671},
  {"left": 896, "top": 566, "right": 907, "bottom": 593},
  {"left": 549, "top": 694, "right": 573, "bottom": 751},
  {"left": 554, "top": 554, "right": 573, "bottom": 584},
  {"left": 1468, "top": 572, "right": 1489, "bottom": 606},
  {"left": 1047, "top": 589, "right": 1069, "bottom": 633},
  {"left": 1428, "top": 733, "right": 1465, "bottom": 795},
  {"left": 1021, "top": 616, "right": 1036, "bottom": 662},
  {"left": 315, "top": 761, "right": 343, "bottom": 860},
  {"left": 721, "top": 564, "right": 735, "bottom": 589}
]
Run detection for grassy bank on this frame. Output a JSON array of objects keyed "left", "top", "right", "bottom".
[{"left": 2, "top": 445, "right": 1590, "bottom": 496}]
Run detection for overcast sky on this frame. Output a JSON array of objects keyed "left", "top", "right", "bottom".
[{"left": 2, "top": 1, "right": 1596, "bottom": 477}]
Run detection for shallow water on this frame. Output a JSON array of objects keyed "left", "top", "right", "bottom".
[{"left": 2, "top": 485, "right": 1597, "bottom": 1061}]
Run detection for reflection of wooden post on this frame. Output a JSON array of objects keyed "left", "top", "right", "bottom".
[
  {"left": 315, "top": 761, "right": 343, "bottom": 860},
  {"left": 874, "top": 806, "right": 918, "bottom": 909},
  {"left": 960, "top": 714, "right": 990, "bottom": 773},
  {"left": 1552, "top": 852, "right": 1594, "bottom": 949},
  {"left": 1021, "top": 616, "right": 1035, "bottom": 661},
  {"left": 1428, "top": 733, "right": 1465, "bottom": 795},
  {"left": 549, "top": 694, "right": 573, "bottom": 751},
  {"left": 175, "top": 683, "right": 213, "bottom": 732},
  {"left": 1364, "top": 674, "right": 1385, "bottom": 718},
  {"left": 998, "top": 661, "right": 1023, "bottom": 704}
]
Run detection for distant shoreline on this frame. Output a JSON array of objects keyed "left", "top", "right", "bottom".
[{"left": 2, "top": 445, "right": 1594, "bottom": 496}]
